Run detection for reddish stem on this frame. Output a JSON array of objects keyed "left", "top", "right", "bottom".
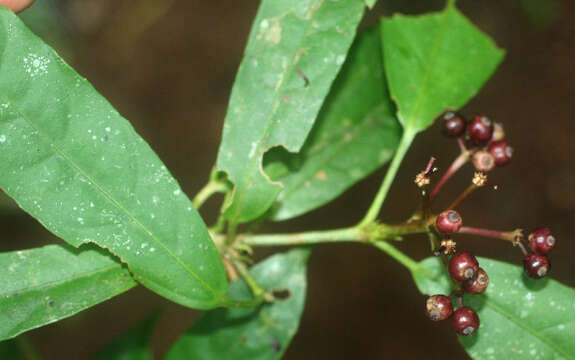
[
  {"left": 457, "top": 138, "right": 467, "bottom": 153},
  {"left": 458, "top": 226, "right": 517, "bottom": 243},
  {"left": 424, "top": 156, "right": 437, "bottom": 175},
  {"left": 516, "top": 241, "right": 528, "bottom": 256},
  {"left": 429, "top": 152, "right": 470, "bottom": 202},
  {"left": 447, "top": 184, "right": 477, "bottom": 210}
]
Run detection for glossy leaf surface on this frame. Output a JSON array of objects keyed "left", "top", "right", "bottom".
[
  {"left": 0, "top": 8, "right": 227, "bottom": 309},
  {"left": 0, "top": 245, "right": 136, "bottom": 341},
  {"left": 166, "top": 248, "right": 311, "bottom": 360},
  {"left": 413, "top": 257, "right": 575, "bottom": 359},
  {"left": 381, "top": 3, "right": 504, "bottom": 133},
  {"left": 267, "top": 28, "right": 400, "bottom": 221},
  {"left": 216, "top": 0, "right": 366, "bottom": 223}
]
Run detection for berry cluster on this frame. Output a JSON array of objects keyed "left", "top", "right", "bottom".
[
  {"left": 442, "top": 111, "right": 513, "bottom": 172},
  {"left": 524, "top": 228, "right": 555, "bottom": 278},
  {"left": 425, "top": 248, "right": 485, "bottom": 335},
  {"left": 419, "top": 111, "right": 557, "bottom": 337}
]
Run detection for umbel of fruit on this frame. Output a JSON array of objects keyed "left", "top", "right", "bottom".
[
  {"left": 449, "top": 252, "right": 479, "bottom": 281},
  {"left": 472, "top": 150, "right": 495, "bottom": 172},
  {"left": 463, "top": 268, "right": 489, "bottom": 294},
  {"left": 467, "top": 115, "right": 493, "bottom": 144},
  {"left": 488, "top": 140, "right": 513, "bottom": 166},
  {"left": 442, "top": 111, "right": 467, "bottom": 137},
  {"left": 436, "top": 210, "right": 463, "bottom": 234},
  {"left": 425, "top": 295, "right": 454, "bottom": 321},
  {"left": 524, "top": 253, "right": 550, "bottom": 279},
  {"left": 452, "top": 307, "right": 480, "bottom": 336},
  {"left": 528, "top": 228, "right": 556, "bottom": 255}
]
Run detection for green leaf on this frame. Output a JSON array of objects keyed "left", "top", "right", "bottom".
[
  {"left": 166, "top": 248, "right": 311, "bottom": 360},
  {"left": 0, "top": 244, "right": 136, "bottom": 341},
  {"left": 0, "top": 8, "right": 227, "bottom": 309},
  {"left": 93, "top": 311, "right": 159, "bottom": 360},
  {"left": 216, "top": 0, "right": 367, "bottom": 223},
  {"left": 413, "top": 257, "right": 575, "bottom": 359},
  {"left": 266, "top": 28, "right": 400, "bottom": 221},
  {"left": 381, "top": 3, "right": 504, "bottom": 133}
]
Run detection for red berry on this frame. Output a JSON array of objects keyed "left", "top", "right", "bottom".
[
  {"left": 463, "top": 268, "right": 489, "bottom": 294},
  {"left": 425, "top": 295, "right": 454, "bottom": 321},
  {"left": 488, "top": 140, "right": 513, "bottom": 166},
  {"left": 442, "top": 111, "right": 466, "bottom": 138},
  {"left": 436, "top": 210, "right": 463, "bottom": 234},
  {"left": 467, "top": 115, "right": 494, "bottom": 144},
  {"left": 472, "top": 150, "right": 495, "bottom": 172},
  {"left": 449, "top": 252, "right": 479, "bottom": 281},
  {"left": 524, "top": 253, "right": 550, "bottom": 279},
  {"left": 452, "top": 307, "right": 480, "bottom": 336},
  {"left": 528, "top": 228, "right": 556, "bottom": 255}
]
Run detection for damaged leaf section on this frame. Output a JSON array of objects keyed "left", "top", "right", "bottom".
[
  {"left": 216, "top": 0, "right": 366, "bottom": 223},
  {"left": 166, "top": 248, "right": 311, "bottom": 360},
  {"left": 0, "top": 244, "right": 136, "bottom": 341},
  {"left": 265, "top": 28, "right": 401, "bottom": 221},
  {"left": 0, "top": 8, "right": 227, "bottom": 310}
]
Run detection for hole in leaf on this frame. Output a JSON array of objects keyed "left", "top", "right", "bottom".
[{"left": 272, "top": 288, "right": 291, "bottom": 301}]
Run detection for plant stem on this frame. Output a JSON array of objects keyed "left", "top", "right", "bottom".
[
  {"left": 220, "top": 296, "right": 263, "bottom": 309},
  {"left": 372, "top": 240, "right": 419, "bottom": 273},
  {"left": 359, "top": 130, "right": 416, "bottom": 227},
  {"left": 429, "top": 151, "right": 470, "bottom": 202},
  {"left": 458, "top": 226, "right": 519, "bottom": 243},
  {"left": 232, "top": 259, "right": 266, "bottom": 299},
  {"left": 242, "top": 227, "right": 363, "bottom": 247},
  {"left": 226, "top": 221, "right": 239, "bottom": 245},
  {"left": 192, "top": 179, "right": 228, "bottom": 209},
  {"left": 447, "top": 183, "right": 477, "bottom": 210},
  {"left": 240, "top": 220, "right": 431, "bottom": 247},
  {"left": 423, "top": 156, "right": 437, "bottom": 176},
  {"left": 457, "top": 137, "right": 466, "bottom": 153}
]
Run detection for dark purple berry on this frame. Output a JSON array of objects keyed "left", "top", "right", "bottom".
[
  {"left": 467, "top": 115, "right": 494, "bottom": 144},
  {"left": 449, "top": 252, "right": 479, "bottom": 281},
  {"left": 472, "top": 150, "right": 495, "bottom": 172},
  {"left": 452, "top": 307, "right": 480, "bottom": 336},
  {"left": 492, "top": 122, "right": 505, "bottom": 141},
  {"left": 524, "top": 253, "right": 550, "bottom": 279},
  {"left": 436, "top": 210, "right": 463, "bottom": 234},
  {"left": 463, "top": 268, "right": 489, "bottom": 294},
  {"left": 425, "top": 295, "right": 454, "bottom": 321},
  {"left": 488, "top": 140, "right": 513, "bottom": 166},
  {"left": 441, "top": 111, "right": 467, "bottom": 138},
  {"left": 528, "top": 228, "right": 556, "bottom": 255}
]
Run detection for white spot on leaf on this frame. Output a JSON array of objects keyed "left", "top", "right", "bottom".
[{"left": 23, "top": 53, "right": 50, "bottom": 77}]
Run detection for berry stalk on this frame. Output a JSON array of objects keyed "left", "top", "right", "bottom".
[{"left": 429, "top": 151, "right": 470, "bottom": 202}]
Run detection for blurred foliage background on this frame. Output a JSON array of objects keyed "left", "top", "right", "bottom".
[{"left": 1, "top": 0, "right": 573, "bottom": 358}]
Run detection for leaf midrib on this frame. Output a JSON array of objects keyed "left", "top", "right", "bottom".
[
  {"left": 228, "top": 0, "right": 333, "bottom": 222},
  {"left": 1, "top": 261, "right": 133, "bottom": 299},
  {"left": 0, "top": 89, "right": 219, "bottom": 299},
  {"left": 396, "top": 9, "right": 451, "bottom": 131}
]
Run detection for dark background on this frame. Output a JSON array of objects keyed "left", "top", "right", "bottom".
[{"left": 2, "top": 0, "right": 574, "bottom": 358}]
